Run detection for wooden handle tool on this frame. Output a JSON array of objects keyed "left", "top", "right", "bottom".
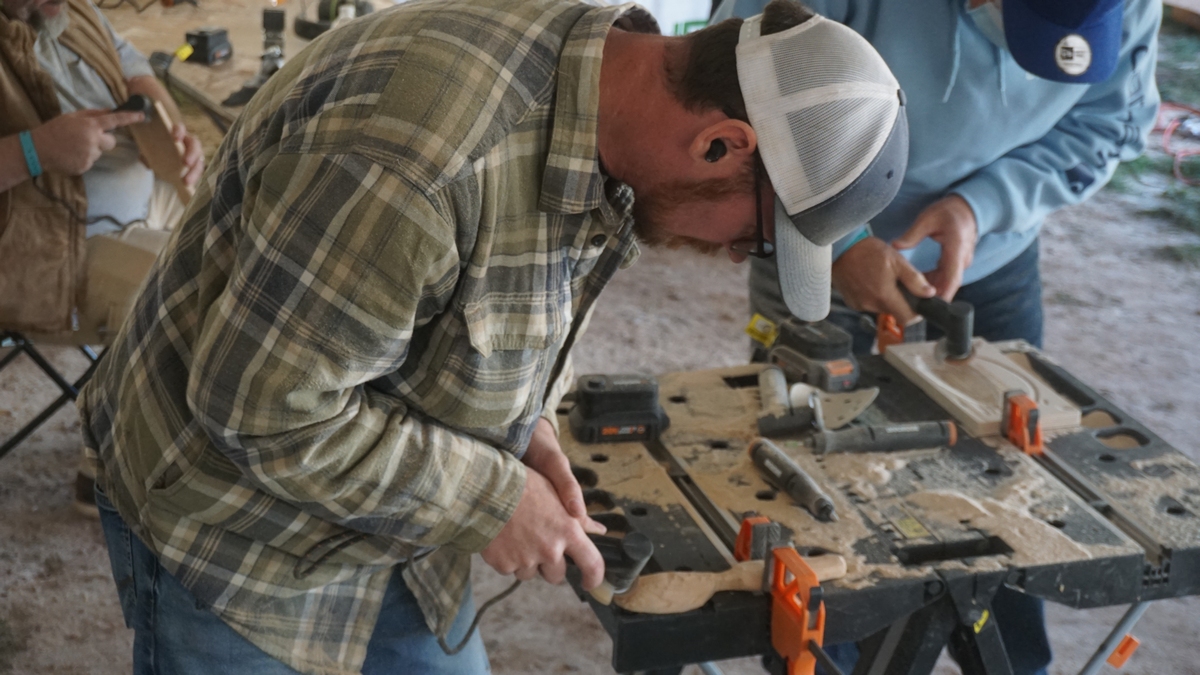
[{"left": 612, "top": 553, "right": 847, "bottom": 615}]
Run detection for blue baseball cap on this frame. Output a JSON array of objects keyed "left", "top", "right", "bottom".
[{"left": 1004, "top": 0, "right": 1124, "bottom": 83}]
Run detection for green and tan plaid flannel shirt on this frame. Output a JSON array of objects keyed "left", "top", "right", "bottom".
[{"left": 79, "top": 2, "right": 657, "bottom": 672}]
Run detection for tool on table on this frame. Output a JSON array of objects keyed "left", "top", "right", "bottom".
[
  {"left": 748, "top": 438, "right": 837, "bottom": 522},
  {"left": 184, "top": 27, "right": 233, "bottom": 66},
  {"left": 757, "top": 366, "right": 816, "bottom": 437},
  {"left": 223, "top": 9, "right": 288, "bottom": 107},
  {"left": 293, "top": 0, "right": 376, "bottom": 40},
  {"left": 568, "top": 374, "right": 670, "bottom": 444},
  {"left": 766, "top": 318, "right": 860, "bottom": 392},
  {"left": 877, "top": 291, "right": 974, "bottom": 360},
  {"left": 809, "top": 420, "right": 957, "bottom": 455},
  {"left": 790, "top": 383, "right": 879, "bottom": 430}
]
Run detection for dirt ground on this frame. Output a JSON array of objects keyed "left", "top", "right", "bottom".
[{"left": 3, "top": 4, "right": 1200, "bottom": 675}]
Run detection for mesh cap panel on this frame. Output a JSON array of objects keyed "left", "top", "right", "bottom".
[
  {"left": 786, "top": 97, "right": 894, "bottom": 205},
  {"left": 738, "top": 15, "right": 901, "bottom": 215},
  {"left": 772, "top": 28, "right": 896, "bottom": 96}
]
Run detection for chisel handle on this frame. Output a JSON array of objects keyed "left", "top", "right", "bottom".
[{"left": 812, "top": 420, "right": 957, "bottom": 454}]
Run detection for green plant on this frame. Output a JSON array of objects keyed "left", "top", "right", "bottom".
[
  {"left": 1142, "top": 184, "right": 1200, "bottom": 234},
  {"left": 1107, "top": 153, "right": 1177, "bottom": 192},
  {"left": 1158, "top": 17, "right": 1200, "bottom": 110},
  {"left": 1159, "top": 243, "right": 1200, "bottom": 264}
]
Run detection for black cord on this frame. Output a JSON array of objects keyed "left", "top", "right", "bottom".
[
  {"left": 436, "top": 579, "right": 522, "bottom": 656},
  {"left": 31, "top": 176, "right": 148, "bottom": 231}
]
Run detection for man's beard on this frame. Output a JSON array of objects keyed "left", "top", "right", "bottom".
[
  {"left": 631, "top": 162, "right": 756, "bottom": 256},
  {"left": 31, "top": 1, "right": 70, "bottom": 37}
]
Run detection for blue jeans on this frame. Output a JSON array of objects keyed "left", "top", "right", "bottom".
[
  {"left": 96, "top": 486, "right": 490, "bottom": 675},
  {"left": 751, "top": 242, "right": 1051, "bottom": 675}
]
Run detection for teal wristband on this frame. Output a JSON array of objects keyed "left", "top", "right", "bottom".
[
  {"left": 845, "top": 228, "right": 870, "bottom": 248},
  {"left": 19, "top": 130, "right": 42, "bottom": 179}
]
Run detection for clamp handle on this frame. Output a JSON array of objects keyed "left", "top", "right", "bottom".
[
  {"left": 735, "top": 515, "right": 774, "bottom": 562},
  {"left": 875, "top": 313, "right": 905, "bottom": 355},
  {"left": 1002, "top": 389, "right": 1043, "bottom": 456},
  {"left": 771, "top": 547, "right": 826, "bottom": 675}
]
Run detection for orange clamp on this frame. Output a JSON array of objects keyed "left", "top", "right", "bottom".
[
  {"left": 735, "top": 515, "right": 772, "bottom": 562},
  {"left": 1002, "top": 390, "right": 1043, "bottom": 456},
  {"left": 771, "top": 547, "right": 826, "bottom": 675},
  {"left": 876, "top": 313, "right": 905, "bottom": 354},
  {"left": 1107, "top": 634, "right": 1140, "bottom": 669}
]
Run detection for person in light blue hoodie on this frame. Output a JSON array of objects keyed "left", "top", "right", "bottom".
[{"left": 714, "top": 0, "right": 1160, "bottom": 674}]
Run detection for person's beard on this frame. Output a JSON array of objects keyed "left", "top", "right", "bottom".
[
  {"left": 631, "top": 162, "right": 756, "bottom": 256},
  {"left": 31, "top": 1, "right": 70, "bottom": 38}
]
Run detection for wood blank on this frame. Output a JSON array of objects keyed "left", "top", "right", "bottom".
[{"left": 884, "top": 339, "right": 1080, "bottom": 438}]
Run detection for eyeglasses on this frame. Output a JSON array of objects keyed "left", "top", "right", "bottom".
[{"left": 728, "top": 155, "right": 775, "bottom": 259}]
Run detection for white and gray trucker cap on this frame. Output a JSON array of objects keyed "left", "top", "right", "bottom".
[{"left": 736, "top": 13, "right": 908, "bottom": 321}]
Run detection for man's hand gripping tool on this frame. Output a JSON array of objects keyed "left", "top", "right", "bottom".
[
  {"left": 572, "top": 514, "right": 655, "bottom": 605},
  {"left": 877, "top": 291, "right": 975, "bottom": 360}
]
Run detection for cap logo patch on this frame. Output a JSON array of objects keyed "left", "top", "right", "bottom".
[{"left": 1054, "top": 34, "right": 1092, "bottom": 76}]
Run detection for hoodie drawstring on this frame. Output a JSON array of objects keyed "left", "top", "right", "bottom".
[
  {"left": 942, "top": 13, "right": 962, "bottom": 103},
  {"left": 996, "top": 44, "right": 1008, "bottom": 106}
]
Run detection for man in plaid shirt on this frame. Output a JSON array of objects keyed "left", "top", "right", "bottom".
[{"left": 79, "top": 0, "right": 908, "bottom": 672}]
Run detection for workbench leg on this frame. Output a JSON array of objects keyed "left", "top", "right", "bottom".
[
  {"left": 1077, "top": 602, "right": 1150, "bottom": 675},
  {"left": 852, "top": 596, "right": 958, "bottom": 675},
  {"left": 947, "top": 609, "right": 1014, "bottom": 675}
]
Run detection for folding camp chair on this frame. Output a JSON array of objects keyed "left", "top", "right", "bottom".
[{"left": 0, "top": 331, "right": 101, "bottom": 462}]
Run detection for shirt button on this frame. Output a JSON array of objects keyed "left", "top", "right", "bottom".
[{"left": 591, "top": 234, "right": 607, "bottom": 247}]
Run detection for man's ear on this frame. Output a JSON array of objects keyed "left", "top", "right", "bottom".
[{"left": 689, "top": 119, "right": 757, "bottom": 165}]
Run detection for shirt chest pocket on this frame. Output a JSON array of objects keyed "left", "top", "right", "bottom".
[{"left": 463, "top": 292, "right": 567, "bottom": 359}]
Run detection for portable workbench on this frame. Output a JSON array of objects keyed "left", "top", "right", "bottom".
[{"left": 558, "top": 341, "right": 1200, "bottom": 675}]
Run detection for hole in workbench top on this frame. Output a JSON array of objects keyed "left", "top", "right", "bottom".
[
  {"left": 985, "top": 466, "right": 1003, "bottom": 476},
  {"left": 590, "top": 453, "right": 609, "bottom": 463},
  {"left": 583, "top": 489, "right": 615, "bottom": 513},
  {"left": 708, "top": 440, "right": 731, "bottom": 450},
  {"left": 572, "top": 466, "right": 598, "bottom": 488},
  {"left": 1167, "top": 506, "right": 1187, "bottom": 516},
  {"left": 796, "top": 546, "right": 833, "bottom": 558},
  {"left": 592, "top": 512, "right": 630, "bottom": 533},
  {"left": 1098, "top": 453, "right": 1117, "bottom": 462},
  {"left": 629, "top": 506, "right": 648, "bottom": 517},
  {"left": 1097, "top": 428, "right": 1150, "bottom": 450},
  {"left": 894, "top": 535, "right": 1013, "bottom": 565},
  {"left": 1047, "top": 519, "right": 1066, "bottom": 529},
  {"left": 722, "top": 374, "right": 759, "bottom": 389},
  {"left": 755, "top": 489, "right": 777, "bottom": 501},
  {"left": 675, "top": 566, "right": 693, "bottom": 572},
  {"left": 669, "top": 395, "right": 687, "bottom": 404},
  {"left": 1082, "top": 409, "right": 1121, "bottom": 428}
]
